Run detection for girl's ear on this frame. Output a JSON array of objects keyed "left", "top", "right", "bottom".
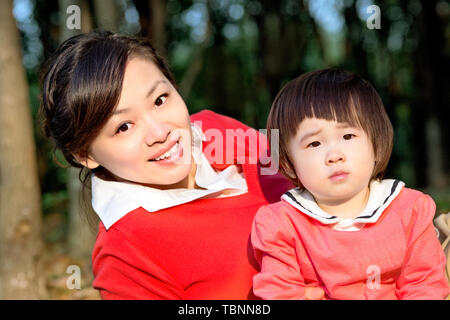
[
  {"left": 285, "top": 167, "right": 296, "bottom": 179},
  {"left": 281, "top": 160, "right": 297, "bottom": 179},
  {"left": 72, "top": 153, "right": 100, "bottom": 169}
]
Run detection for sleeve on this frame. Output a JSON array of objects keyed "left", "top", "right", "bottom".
[
  {"left": 251, "top": 205, "right": 306, "bottom": 300},
  {"left": 92, "top": 227, "right": 184, "bottom": 300},
  {"left": 395, "top": 194, "right": 450, "bottom": 300}
]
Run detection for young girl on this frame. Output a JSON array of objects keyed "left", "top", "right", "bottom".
[{"left": 251, "top": 68, "right": 450, "bottom": 300}]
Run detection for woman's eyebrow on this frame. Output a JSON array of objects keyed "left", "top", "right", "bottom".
[
  {"left": 113, "top": 79, "right": 168, "bottom": 116},
  {"left": 145, "top": 79, "right": 168, "bottom": 98},
  {"left": 113, "top": 107, "right": 131, "bottom": 116}
]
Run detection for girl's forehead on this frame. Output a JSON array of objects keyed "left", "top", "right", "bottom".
[{"left": 297, "top": 117, "right": 357, "bottom": 131}]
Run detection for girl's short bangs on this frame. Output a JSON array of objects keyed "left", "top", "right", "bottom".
[{"left": 279, "top": 74, "right": 371, "bottom": 141}]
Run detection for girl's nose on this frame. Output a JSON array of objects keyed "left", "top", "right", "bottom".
[
  {"left": 326, "top": 149, "right": 346, "bottom": 165},
  {"left": 144, "top": 116, "right": 171, "bottom": 146}
]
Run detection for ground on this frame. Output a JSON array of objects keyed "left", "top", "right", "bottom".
[{"left": 41, "top": 212, "right": 100, "bottom": 300}]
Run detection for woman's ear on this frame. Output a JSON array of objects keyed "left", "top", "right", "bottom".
[{"left": 72, "top": 153, "right": 100, "bottom": 169}]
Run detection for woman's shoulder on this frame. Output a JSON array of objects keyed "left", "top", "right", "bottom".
[
  {"left": 94, "top": 207, "right": 165, "bottom": 246},
  {"left": 190, "top": 109, "right": 251, "bottom": 131},
  {"left": 94, "top": 207, "right": 147, "bottom": 243}
]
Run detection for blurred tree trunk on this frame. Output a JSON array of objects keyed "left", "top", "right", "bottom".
[
  {"left": 342, "top": 3, "right": 369, "bottom": 79},
  {"left": 252, "top": 0, "right": 316, "bottom": 125},
  {"left": 257, "top": 1, "right": 316, "bottom": 95},
  {"left": 59, "top": 0, "right": 92, "bottom": 40},
  {"left": 58, "top": 0, "right": 96, "bottom": 260},
  {"left": 0, "top": 0, "right": 46, "bottom": 299},
  {"left": 93, "top": 0, "right": 120, "bottom": 32},
  {"left": 134, "top": 0, "right": 168, "bottom": 57},
  {"left": 35, "top": 0, "right": 60, "bottom": 61},
  {"left": 179, "top": 12, "right": 212, "bottom": 99},
  {"left": 411, "top": 0, "right": 448, "bottom": 189}
]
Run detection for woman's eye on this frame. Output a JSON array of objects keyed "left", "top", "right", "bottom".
[
  {"left": 116, "top": 123, "right": 131, "bottom": 134},
  {"left": 343, "top": 134, "right": 356, "bottom": 140},
  {"left": 307, "top": 141, "right": 321, "bottom": 148},
  {"left": 155, "top": 94, "right": 167, "bottom": 107}
]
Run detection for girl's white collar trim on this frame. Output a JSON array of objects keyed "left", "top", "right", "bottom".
[{"left": 281, "top": 179, "right": 405, "bottom": 225}]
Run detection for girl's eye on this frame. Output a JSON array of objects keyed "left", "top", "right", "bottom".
[
  {"left": 155, "top": 94, "right": 167, "bottom": 107},
  {"left": 343, "top": 134, "right": 356, "bottom": 140},
  {"left": 116, "top": 123, "right": 131, "bottom": 134},
  {"left": 307, "top": 141, "right": 321, "bottom": 148}
]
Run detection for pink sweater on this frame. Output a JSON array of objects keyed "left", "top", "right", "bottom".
[{"left": 251, "top": 187, "right": 449, "bottom": 300}]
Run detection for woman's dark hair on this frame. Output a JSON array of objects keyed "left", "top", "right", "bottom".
[
  {"left": 266, "top": 68, "right": 394, "bottom": 188},
  {"left": 39, "top": 31, "right": 176, "bottom": 228}
]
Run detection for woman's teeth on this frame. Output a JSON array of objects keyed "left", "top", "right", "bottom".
[{"left": 153, "top": 142, "right": 179, "bottom": 161}]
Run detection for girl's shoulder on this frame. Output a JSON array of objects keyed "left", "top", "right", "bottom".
[
  {"left": 391, "top": 186, "right": 436, "bottom": 231},
  {"left": 255, "top": 200, "right": 306, "bottom": 226},
  {"left": 394, "top": 186, "right": 435, "bottom": 213}
]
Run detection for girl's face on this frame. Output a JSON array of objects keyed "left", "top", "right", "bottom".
[
  {"left": 287, "top": 117, "right": 375, "bottom": 208},
  {"left": 79, "top": 58, "right": 194, "bottom": 188}
]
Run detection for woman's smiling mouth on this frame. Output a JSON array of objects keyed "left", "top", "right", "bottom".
[{"left": 148, "top": 137, "right": 184, "bottom": 164}]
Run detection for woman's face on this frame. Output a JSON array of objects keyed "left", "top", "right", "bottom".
[{"left": 80, "top": 58, "right": 194, "bottom": 188}]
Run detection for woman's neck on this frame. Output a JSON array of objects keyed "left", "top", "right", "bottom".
[
  {"left": 115, "top": 156, "right": 201, "bottom": 190},
  {"left": 155, "top": 160, "right": 200, "bottom": 190}
]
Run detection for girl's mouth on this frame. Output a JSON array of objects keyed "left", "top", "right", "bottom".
[{"left": 329, "top": 171, "right": 349, "bottom": 182}]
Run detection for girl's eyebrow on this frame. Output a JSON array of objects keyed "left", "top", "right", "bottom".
[
  {"left": 336, "top": 122, "right": 352, "bottom": 129},
  {"left": 299, "top": 129, "right": 321, "bottom": 143},
  {"left": 113, "top": 79, "right": 168, "bottom": 116}
]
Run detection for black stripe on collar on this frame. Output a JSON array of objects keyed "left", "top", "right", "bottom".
[
  {"left": 284, "top": 191, "right": 337, "bottom": 220},
  {"left": 355, "top": 179, "right": 400, "bottom": 220}
]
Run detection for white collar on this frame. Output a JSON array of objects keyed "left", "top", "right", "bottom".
[
  {"left": 281, "top": 179, "right": 405, "bottom": 226},
  {"left": 91, "top": 123, "right": 248, "bottom": 230}
]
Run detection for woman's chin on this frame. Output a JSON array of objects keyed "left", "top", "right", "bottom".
[{"left": 140, "top": 164, "right": 194, "bottom": 189}]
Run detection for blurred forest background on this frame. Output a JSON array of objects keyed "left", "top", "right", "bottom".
[{"left": 0, "top": 0, "right": 448, "bottom": 299}]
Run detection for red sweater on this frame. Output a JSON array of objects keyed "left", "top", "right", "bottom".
[{"left": 91, "top": 110, "right": 293, "bottom": 299}]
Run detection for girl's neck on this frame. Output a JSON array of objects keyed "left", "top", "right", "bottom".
[{"left": 315, "top": 185, "right": 371, "bottom": 220}]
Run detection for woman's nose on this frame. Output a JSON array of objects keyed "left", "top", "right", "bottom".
[{"left": 143, "top": 116, "right": 171, "bottom": 146}]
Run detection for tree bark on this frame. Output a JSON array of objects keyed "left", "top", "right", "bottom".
[
  {"left": 0, "top": 0, "right": 46, "bottom": 299},
  {"left": 134, "top": 0, "right": 168, "bottom": 57},
  {"left": 411, "top": 0, "right": 448, "bottom": 189},
  {"left": 93, "top": 0, "right": 120, "bottom": 32},
  {"left": 148, "top": 0, "right": 168, "bottom": 57},
  {"left": 58, "top": 0, "right": 96, "bottom": 260}
]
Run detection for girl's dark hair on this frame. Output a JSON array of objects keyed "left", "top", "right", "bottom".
[
  {"left": 39, "top": 31, "right": 176, "bottom": 228},
  {"left": 267, "top": 68, "right": 394, "bottom": 188}
]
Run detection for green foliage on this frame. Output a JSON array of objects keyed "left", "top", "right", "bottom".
[{"left": 14, "top": 0, "right": 449, "bottom": 220}]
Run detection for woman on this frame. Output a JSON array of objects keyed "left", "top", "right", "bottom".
[{"left": 40, "top": 31, "right": 323, "bottom": 300}]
